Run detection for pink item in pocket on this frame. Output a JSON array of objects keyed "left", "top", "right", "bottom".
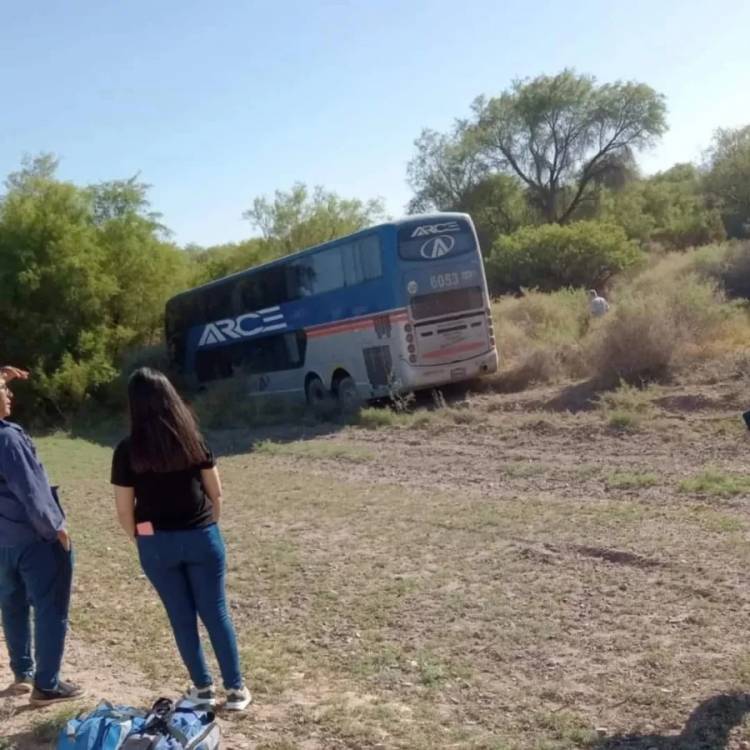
[{"left": 136, "top": 521, "right": 155, "bottom": 536}]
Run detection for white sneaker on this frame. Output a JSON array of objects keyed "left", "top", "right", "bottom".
[
  {"left": 224, "top": 685, "right": 252, "bottom": 711},
  {"left": 183, "top": 684, "right": 217, "bottom": 707}
]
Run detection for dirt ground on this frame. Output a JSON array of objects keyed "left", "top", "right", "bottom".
[{"left": 3, "top": 371, "right": 750, "bottom": 749}]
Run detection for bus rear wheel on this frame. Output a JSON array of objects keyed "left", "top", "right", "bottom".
[
  {"left": 335, "top": 376, "right": 360, "bottom": 413},
  {"left": 306, "top": 376, "right": 329, "bottom": 417}
]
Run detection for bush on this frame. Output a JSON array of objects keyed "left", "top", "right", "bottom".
[
  {"left": 587, "top": 272, "right": 746, "bottom": 381},
  {"left": 489, "top": 289, "right": 591, "bottom": 389},
  {"left": 493, "top": 288, "right": 589, "bottom": 347},
  {"left": 690, "top": 240, "right": 750, "bottom": 299},
  {"left": 486, "top": 220, "right": 643, "bottom": 294}
]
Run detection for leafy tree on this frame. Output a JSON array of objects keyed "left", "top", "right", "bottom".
[
  {"left": 597, "top": 164, "right": 725, "bottom": 249},
  {"left": 473, "top": 70, "right": 666, "bottom": 223},
  {"left": 0, "top": 161, "right": 116, "bottom": 418},
  {"left": 187, "top": 238, "right": 274, "bottom": 285},
  {"left": 486, "top": 220, "right": 643, "bottom": 294},
  {"left": 454, "top": 174, "right": 534, "bottom": 254},
  {"left": 703, "top": 125, "right": 750, "bottom": 238},
  {"left": 0, "top": 156, "right": 188, "bottom": 420},
  {"left": 407, "top": 128, "right": 533, "bottom": 251},
  {"left": 243, "top": 183, "right": 385, "bottom": 256},
  {"left": 87, "top": 175, "right": 165, "bottom": 228},
  {"left": 406, "top": 124, "right": 488, "bottom": 213}
]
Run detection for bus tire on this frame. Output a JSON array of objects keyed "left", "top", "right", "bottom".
[
  {"left": 305, "top": 376, "right": 329, "bottom": 417},
  {"left": 335, "top": 376, "right": 360, "bottom": 413}
]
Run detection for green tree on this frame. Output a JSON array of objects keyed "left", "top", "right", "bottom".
[
  {"left": 597, "top": 164, "right": 725, "bottom": 249},
  {"left": 0, "top": 159, "right": 117, "bottom": 418},
  {"left": 454, "top": 174, "right": 534, "bottom": 254},
  {"left": 486, "top": 220, "right": 643, "bottom": 294},
  {"left": 187, "top": 238, "right": 273, "bottom": 285},
  {"left": 87, "top": 175, "right": 165, "bottom": 228},
  {"left": 0, "top": 156, "right": 189, "bottom": 420},
  {"left": 407, "top": 128, "right": 533, "bottom": 251},
  {"left": 407, "top": 124, "right": 488, "bottom": 212},
  {"left": 243, "top": 183, "right": 385, "bottom": 256},
  {"left": 704, "top": 125, "right": 750, "bottom": 238},
  {"left": 472, "top": 70, "right": 667, "bottom": 223}
]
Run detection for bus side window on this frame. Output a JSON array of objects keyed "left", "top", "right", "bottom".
[
  {"left": 358, "top": 236, "right": 382, "bottom": 281},
  {"left": 236, "top": 277, "right": 259, "bottom": 311},
  {"left": 204, "top": 283, "right": 233, "bottom": 322},
  {"left": 309, "top": 247, "right": 345, "bottom": 294},
  {"left": 287, "top": 260, "right": 314, "bottom": 298},
  {"left": 343, "top": 236, "right": 382, "bottom": 286}
]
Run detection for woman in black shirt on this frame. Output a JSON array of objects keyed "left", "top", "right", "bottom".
[{"left": 111, "top": 367, "right": 251, "bottom": 711}]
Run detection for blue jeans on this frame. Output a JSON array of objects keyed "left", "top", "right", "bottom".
[
  {"left": 0, "top": 538, "right": 73, "bottom": 690},
  {"left": 137, "top": 524, "right": 243, "bottom": 690}
]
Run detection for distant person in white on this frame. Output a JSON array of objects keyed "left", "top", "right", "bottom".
[{"left": 588, "top": 289, "right": 609, "bottom": 317}]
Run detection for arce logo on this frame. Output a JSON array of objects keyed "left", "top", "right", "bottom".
[
  {"left": 420, "top": 235, "right": 455, "bottom": 259},
  {"left": 410, "top": 221, "right": 461, "bottom": 238},
  {"left": 198, "top": 306, "right": 286, "bottom": 347}
]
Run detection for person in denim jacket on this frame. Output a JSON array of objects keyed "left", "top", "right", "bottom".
[{"left": 0, "top": 369, "right": 83, "bottom": 706}]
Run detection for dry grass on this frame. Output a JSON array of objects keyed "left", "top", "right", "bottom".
[
  {"left": 12, "top": 380, "right": 750, "bottom": 748},
  {"left": 490, "top": 246, "right": 750, "bottom": 394}
]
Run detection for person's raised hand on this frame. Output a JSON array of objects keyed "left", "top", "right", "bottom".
[{"left": 0, "top": 366, "right": 29, "bottom": 382}]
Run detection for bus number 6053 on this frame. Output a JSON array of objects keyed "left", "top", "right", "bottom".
[{"left": 430, "top": 272, "right": 459, "bottom": 290}]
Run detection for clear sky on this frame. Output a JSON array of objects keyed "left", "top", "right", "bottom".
[{"left": 2, "top": 0, "right": 748, "bottom": 246}]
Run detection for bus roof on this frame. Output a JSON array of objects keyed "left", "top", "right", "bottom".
[{"left": 167, "top": 212, "right": 472, "bottom": 305}]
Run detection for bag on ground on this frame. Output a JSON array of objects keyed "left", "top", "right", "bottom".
[
  {"left": 120, "top": 698, "right": 220, "bottom": 750},
  {"left": 56, "top": 702, "right": 147, "bottom": 750}
]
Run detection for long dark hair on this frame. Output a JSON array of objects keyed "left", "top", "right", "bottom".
[{"left": 127, "top": 367, "right": 207, "bottom": 473}]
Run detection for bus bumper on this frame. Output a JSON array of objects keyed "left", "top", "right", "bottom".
[{"left": 399, "top": 348, "right": 499, "bottom": 391}]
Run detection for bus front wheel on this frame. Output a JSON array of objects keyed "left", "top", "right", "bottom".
[{"left": 335, "top": 376, "right": 360, "bottom": 413}]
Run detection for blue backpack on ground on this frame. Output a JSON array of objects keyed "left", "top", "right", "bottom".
[
  {"left": 56, "top": 698, "right": 220, "bottom": 750},
  {"left": 120, "top": 698, "right": 220, "bottom": 750},
  {"left": 56, "top": 702, "right": 148, "bottom": 750}
]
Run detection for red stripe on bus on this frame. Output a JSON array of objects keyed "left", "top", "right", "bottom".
[
  {"left": 307, "top": 320, "right": 374, "bottom": 338},
  {"left": 306, "top": 309, "right": 409, "bottom": 338},
  {"left": 421, "top": 341, "right": 485, "bottom": 360}
]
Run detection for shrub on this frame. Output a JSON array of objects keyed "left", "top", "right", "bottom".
[
  {"left": 486, "top": 220, "right": 643, "bottom": 294},
  {"left": 493, "top": 288, "right": 590, "bottom": 347},
  {"left": 691, "top": 240, "right": 750, "bottom": 299},
  {"left": 597, "top": 381, "right": 658, "bottom": 430},
  {"left": 490, "top": 289, "right": 591, "bottom": 388},
  {"left": 587, "top": 272, "right": 745, "bottom": 381}
]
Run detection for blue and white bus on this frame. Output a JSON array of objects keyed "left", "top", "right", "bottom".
[{"left": 165, "top": 213, "right": 499, "bottom": 410}]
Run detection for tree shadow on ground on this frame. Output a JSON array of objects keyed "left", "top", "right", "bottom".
[
  {"left": 69, "top": 382, "right": 474, "bottom": 458},
  {"left": 589, "top": 693, "right": 750, "bottom": 749}
]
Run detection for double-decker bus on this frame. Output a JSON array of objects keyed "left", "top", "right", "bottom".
[{"left": 165, "top": 213, "right": 498, "bottom": 410}]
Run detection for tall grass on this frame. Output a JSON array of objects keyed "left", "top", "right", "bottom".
[
  {"left": 490, "top": 289, "right": 590, "bottom": 388},
  {"left": 491, "top": 242, "right": 750, "bottom": 391}
]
